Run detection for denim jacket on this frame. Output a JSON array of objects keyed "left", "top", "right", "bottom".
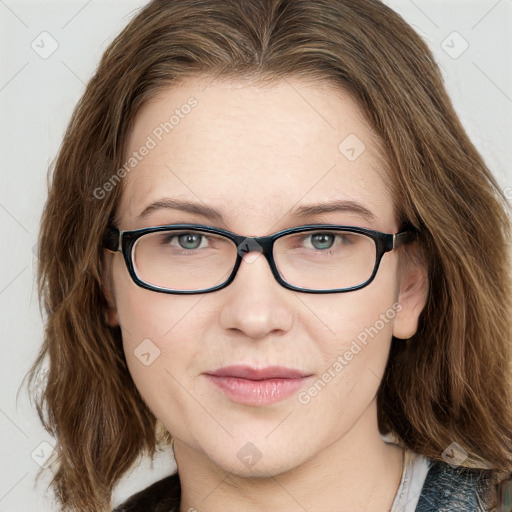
[{"left": 112, "top": 458, "right": 496, "bottom": 512}]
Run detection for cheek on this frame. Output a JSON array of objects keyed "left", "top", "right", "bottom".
[
  {"left": 302, "top": 255, "right": 400, "bottom": 388},
  {"left": 303, "top": 252, "right": 399, "bottom": 348},
  {"left": 118, "top": 290, "right": 212, "bottom": 435},
  {"left": 118, "top": 287, "right": 208, "bottom": 365},
  {"left": 112, "top": 254, "right": 207, "bottom": 340},
  {"left": 296, "top": 296, "right": 398, "bottom": 427},
  {"left": 112, "top": 259, "right": 209, "bottom": 399}
]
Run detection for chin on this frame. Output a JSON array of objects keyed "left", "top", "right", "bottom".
[
  {"left": 217, "top": 457, "right": 295, "bottom": 480},
  {"left": 204, "top": 440, "right": 304, "bottom": 480}
]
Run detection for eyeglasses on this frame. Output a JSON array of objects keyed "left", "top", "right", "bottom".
[{"left": 103, "top": 223, "right": 417, "bottom": 294}]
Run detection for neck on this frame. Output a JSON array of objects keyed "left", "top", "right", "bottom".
[{"left": 175, "top": 405, "right": 404, "bottom": 512}]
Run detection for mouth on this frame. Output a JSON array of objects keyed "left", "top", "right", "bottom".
[{"left": 204, "top": 365, "right": 313, "bottom": 406}]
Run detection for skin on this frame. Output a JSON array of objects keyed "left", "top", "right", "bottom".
[{"left": 104, "top": 76, "right": 428, "bottom": 512}]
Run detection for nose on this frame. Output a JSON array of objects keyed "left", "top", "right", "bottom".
[{"left": 218, "top": 247, "right": 294, "bottom": 339}]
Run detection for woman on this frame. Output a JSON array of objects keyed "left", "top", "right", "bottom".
[{"left": 25, "top": 0, "right": 512, "bottom": 511}]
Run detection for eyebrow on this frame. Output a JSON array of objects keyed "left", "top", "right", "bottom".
[{"left": 137, "top": 198, "right": 376, "bottom": 223}]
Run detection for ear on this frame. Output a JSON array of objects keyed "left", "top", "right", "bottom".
[
  {"left": 392, "top": 249, "right": 429, "bottom": 340},
  {"left": 101, "top": 249, "right": 119, "bottom": 327}
]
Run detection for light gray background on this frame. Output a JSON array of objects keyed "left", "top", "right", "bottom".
[{"left": 1, "top": 0, "right": 511, "bottom": 510}]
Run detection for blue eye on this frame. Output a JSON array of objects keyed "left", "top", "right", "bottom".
[
  {"left": 310, "top": 233, "right": 335, "bottom": 250},
  {"left": 176, "top": 233, "right": 203, "bottom": 250},
  {"left": 158, "top": 232, "right": 209, "bottom": 251},
  {"left": 302, "top": 232, "right": 354, "bottom": 252}
]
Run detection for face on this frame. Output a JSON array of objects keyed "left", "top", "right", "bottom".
[{"left": 105, "top": 76, "right": 426, "bottom": 478}]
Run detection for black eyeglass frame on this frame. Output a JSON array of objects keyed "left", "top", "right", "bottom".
[{"left": 103, "top": 223, "right": 418, "bottom": 294}]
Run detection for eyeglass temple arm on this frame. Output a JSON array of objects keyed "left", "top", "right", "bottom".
[
  {"left": 103, "top": 226, "right": 121, "bottom": 252},
  {"left": 393, "top": 229, "right": 418, "bottom": 249}
]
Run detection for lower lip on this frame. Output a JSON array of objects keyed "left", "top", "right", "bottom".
[{"left": 205, "top": 375, "right": 309, "bottom": 405}]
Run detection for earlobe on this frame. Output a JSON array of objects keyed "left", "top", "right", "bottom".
[
  {"left": 101, "top": 249, "right": 119, "bottom": 327},
  {"left": 392, "top": 256, "right": 429, "bottom": 340}
]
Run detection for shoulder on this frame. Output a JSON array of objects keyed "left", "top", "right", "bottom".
[
  {"left": 112, "top": 472, "right": 181, "bottom": 512},
  {"left": 416, "top": 458, "right": 495, "bottom": 512}
]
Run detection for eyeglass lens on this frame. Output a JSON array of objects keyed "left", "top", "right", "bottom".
[{"left": 131, "top": 228, "right": 377, "bottom": 292}]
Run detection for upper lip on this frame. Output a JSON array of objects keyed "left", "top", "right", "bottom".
[{"left": 206, "top": 365, "right": 310, "bottom": 380}]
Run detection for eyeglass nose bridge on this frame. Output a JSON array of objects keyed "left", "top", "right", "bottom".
[
  {"left": 236, "top": 236, "right": 267, "bottom": 261},
  {"left": 229, "top": 233, "right": 283, "bottom": 285}
]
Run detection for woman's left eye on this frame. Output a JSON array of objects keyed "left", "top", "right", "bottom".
[
  {"left": 308, "top": 233, "right": 336, "bottom": 250},
  {"left": 176, "top": 233, "right": 206, "bottom": 250},
  {"left": 304, "top": 232, "right": 351, "bottom": 250}
]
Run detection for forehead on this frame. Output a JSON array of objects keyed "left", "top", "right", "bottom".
[{"left": 117, "top": 75, "right": 394, "bottom": 232}]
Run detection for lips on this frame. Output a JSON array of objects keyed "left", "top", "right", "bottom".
[
  {"left": 207, "top": 365, "right": 309, "bottom": 380},
  {"left": 204, "top": 365, "right": 313, "bottom": 406}
]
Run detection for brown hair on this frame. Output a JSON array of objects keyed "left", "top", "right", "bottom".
[{"left": 23, "top": 0, "right": 512, "bottom": 510}]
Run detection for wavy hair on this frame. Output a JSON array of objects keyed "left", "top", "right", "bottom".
[{"left": 23, "top": 0, "right": 512, "bottom": 510}]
